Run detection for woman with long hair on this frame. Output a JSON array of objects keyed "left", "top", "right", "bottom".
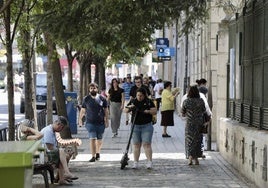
[
  {"left": 107, "top": 78, "right": 125, "bottom": 137},
  {"left": 181, "top": 85, "right": 206, "bottom": 165}
]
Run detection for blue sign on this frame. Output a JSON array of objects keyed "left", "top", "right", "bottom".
[
  {"left": 157, "top": 47, "right": 175, "bottom": 57},
  {"left": 156, "top": 38, "right": 169, "bottom": 48}
]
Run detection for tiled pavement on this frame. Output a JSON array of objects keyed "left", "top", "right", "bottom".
[{"left": 33, "top": 111, "right": 256, "bottom": 188}]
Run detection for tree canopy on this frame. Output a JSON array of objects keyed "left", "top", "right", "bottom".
[{"left": 34, "top": 0, "right": 208, "bottom": 63}]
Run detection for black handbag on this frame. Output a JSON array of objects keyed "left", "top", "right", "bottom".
[
  {"left": 201, "top": 113, "right": 211, "bottom": 134},
  {"left": 201, "top": 124, "right": 208, "bottom": 134}
]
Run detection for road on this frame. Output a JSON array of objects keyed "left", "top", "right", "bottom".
[{"left": 0, "top": 89, "right": 25, "bottom": 129}]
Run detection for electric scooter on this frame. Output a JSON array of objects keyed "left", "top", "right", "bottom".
[{"left": 120, "top": 108, "right": 137, "bottom": 170}]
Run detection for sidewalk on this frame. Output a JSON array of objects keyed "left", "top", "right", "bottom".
[{"left": 33, "top": 112, "right": 256, "bottom": 188}]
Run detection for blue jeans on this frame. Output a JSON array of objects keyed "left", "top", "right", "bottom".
[
  {"left": 85, "top": 123, "right": 105, "bottom": 139},
  {"left": 132, "top": 123, "right": 154, "bottom": 144}
]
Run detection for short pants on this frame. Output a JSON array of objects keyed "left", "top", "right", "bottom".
[
  {"left": 132, "top": 122, "right": 154, "bottom": 144},
  {"left": 85, "top": 123, "right": 105, "bottom": 139}
]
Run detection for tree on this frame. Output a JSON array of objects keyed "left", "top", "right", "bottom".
[
  {"left": 17, "top": 0, "right": 37, "bottom": 122},
  {"left": 1, "top": 0, "right": 25, "bottom": 140},
  {"left": 31, "top": 0, "right": 208, "bottom": 136},
  {"left": 34, "top": 0, "right": 208, "bottom": 70}
]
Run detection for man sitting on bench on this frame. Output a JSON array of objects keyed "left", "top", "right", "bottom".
[{"left": 41, "top": 116, "right": 80, "bottom": 185}]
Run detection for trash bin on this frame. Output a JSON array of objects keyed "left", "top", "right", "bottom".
[
  {"left": 64, "top": 92, "right": 78, "bottom": 134},
  {"left": 0, "top": 140, "right": 41, "bottom": 188}
]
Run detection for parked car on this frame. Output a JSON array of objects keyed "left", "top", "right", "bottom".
[
  {"left": 0, "top": 71, "right": 5, "bottom": 89},
  {"left": 20, "top": 72, "right": 66, "bottom": 113}
]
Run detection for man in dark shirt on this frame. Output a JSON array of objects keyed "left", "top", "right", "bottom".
[
  {"left": 79, "top": 83, "right": 109, "bottom": 162},
  {"left": 129, "top": 76, "right": 151, "bottom": 100}
]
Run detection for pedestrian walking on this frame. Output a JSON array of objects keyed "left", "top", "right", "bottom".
[
  {"left": 78, "top": 83, "right": 109, "bottom": 162},
  {"left": 107, "top": 78, "right": 125, "bottom": 137},
  {"left": 143, "top": 76, "right": 154, "bottom": 97},
  {"left": 181, "top": 85, "right": 206, "bottom": 165},
  {"left": 124, "top": 87, "right": 157, "bottom": 169},
  {"left": 153, "top": 78, "right": 164, "bottom": 111},
  {"left": 180, "top": 85, "right": 212, "bottom": 159},
  {"left": 160, "top": 81, "right": 180, "bottom": 137},
  {"left": 129, "top": 76, "right": 151, "bottom": 100},
  {"left": 196, "top": 78, "right": 208, "bottom": 95},
  {"left": 122, "top": 75, "right": 133, "bottom": 125}
]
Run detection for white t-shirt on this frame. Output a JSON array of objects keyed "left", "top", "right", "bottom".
[{"left": 153, "top": 82, "right": 164, "bottom": 99}]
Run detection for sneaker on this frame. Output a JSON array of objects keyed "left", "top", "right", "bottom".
[
  {"left": 162, "top": 134, "right": 171, "bottom": 138},
  {"left": 89, "top": 157, "right": 96, "bottom": 162},
  {"left": 132, "top": 161, "right": 138, "bottom": 169},
  {"left": 112, "top": 133, "right": 117, "bottom": 138},
  {"left": 96, "top": 153, "right": 100, "bottom": 161},
  {"left": 146, "top": 161, "right": 153, "bottom": 169},
  {"left": 126, "top": 121, "right": 129, "bottom": 125}
]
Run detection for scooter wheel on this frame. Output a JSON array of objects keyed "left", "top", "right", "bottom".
[
  {"left": 120, "top": 154, "right": 129, "bottom": 170},
  {"left": 121, "top": 163, "right": 126, "bottom": 170}
]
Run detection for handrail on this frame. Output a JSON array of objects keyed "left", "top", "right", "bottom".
[{"left": 0, "top": 125, "right": 8, "bottom": 141}]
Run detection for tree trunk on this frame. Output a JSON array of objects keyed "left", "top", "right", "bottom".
[
  {"left": 65, "top": 43, "right": 74, "bottom": 91},
  {"left": 44, "top": 32, "right": 54, "bottom": 125},
  {"left": 78, "top": 61, "right": 85, "bottom": 104},
  {"left": 98, "top": 60, "right": 106, "bottom": 91},
  {"left": 4, "top": 5, "right": 15, "bottom": 140},
  {"left": 21, "top": 29, "right": 35, "bottom": 120},
  {"left": 45, "top": 33, "right": 71, "bottom": 138},
  {"left": 95, "top": 56, "right": 106, "bottom": 90}
]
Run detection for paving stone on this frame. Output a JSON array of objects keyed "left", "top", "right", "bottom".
[{"left": 33, "top": 112, "right": 256, "bottom": 188}]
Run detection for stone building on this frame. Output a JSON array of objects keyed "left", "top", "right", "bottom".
[{"left": 161, "top": 1, "right": 268, "bottom": 187}]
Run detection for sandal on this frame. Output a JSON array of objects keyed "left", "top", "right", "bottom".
[
  {"left": 64, "top": 174, "right": 79, "bottom": 180},
  {"left": 65, "top": 179, "right": 73, "bottom": 183},
  {"left": 58, "top": 180, "right": 72, "bottom": 185}
]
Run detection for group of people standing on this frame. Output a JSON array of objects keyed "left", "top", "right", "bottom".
[{"left": 78, "top": 75, "right": 211, "bottom": 169}]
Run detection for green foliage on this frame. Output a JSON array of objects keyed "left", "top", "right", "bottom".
[{"left": 31, "top": 0, "right": 208, "bottom": 64}]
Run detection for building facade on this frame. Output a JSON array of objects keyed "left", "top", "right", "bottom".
[{"left": 161, "top": 1, "right": 268, "bottom": 187}]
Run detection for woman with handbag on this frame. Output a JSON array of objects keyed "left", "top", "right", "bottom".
[{"left": 181, "top": 85, "right": 207, "bottom": 165}]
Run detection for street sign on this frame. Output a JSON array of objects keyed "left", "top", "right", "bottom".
[
  {"left": 158, "top": 56, "right": 171, "bottom": 61},
  {"left": 157, "top": 47, "right": 175, "bottom": 57},
  {"left": 158, "top": 47, "right": 170, "bottom": 56},
  {"left": 156, "top": 38, "right": 169, "bottom": 48}
]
